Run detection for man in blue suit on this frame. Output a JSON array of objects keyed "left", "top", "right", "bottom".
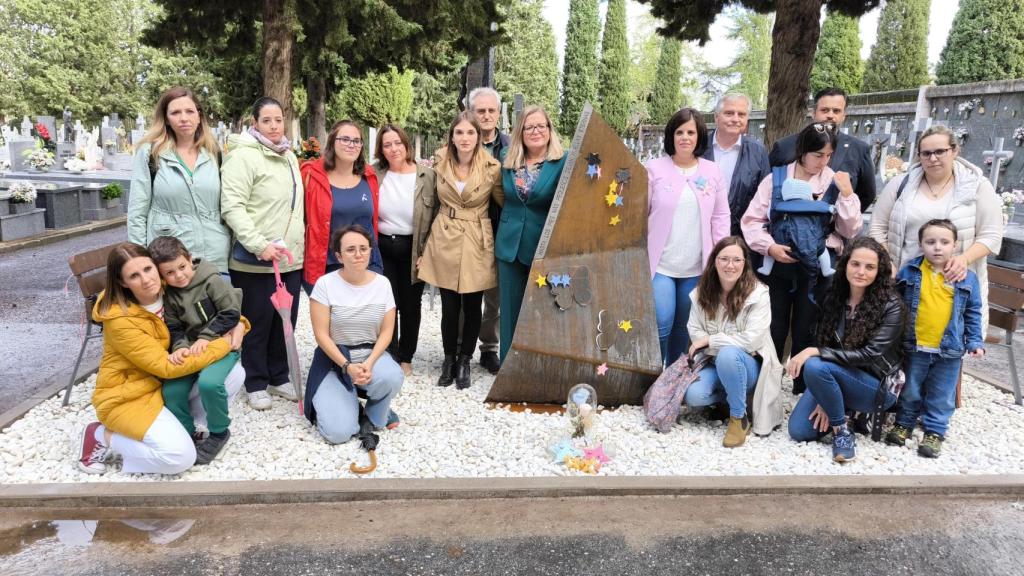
[
  {"left": 701, "top": 92, "right": 771, "bottom": 236},
  {"left": 768, "top": 87, "right": 876, "bottom": 210}
]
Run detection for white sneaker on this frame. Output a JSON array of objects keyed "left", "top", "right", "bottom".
[
  {"left": 247, "top": 390, "right": 272, "bottom": 410},
  {"left": 268, "top": 383, "right": 298, "bottom": 402}
]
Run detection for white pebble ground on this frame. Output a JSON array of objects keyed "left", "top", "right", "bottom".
[{"left": 2, "top": 292, "right": 1023, "bottom": 484}]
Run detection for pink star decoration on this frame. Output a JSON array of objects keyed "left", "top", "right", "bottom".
[
  {"left": 582, "top": 444, "right": 611, "bottom": 465},
  {"left": 596, "top": 362, "right": 609, "bottom": 376}
]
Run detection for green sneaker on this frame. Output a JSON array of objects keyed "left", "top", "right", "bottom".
[
  {"left": 885, "top": 425, "right": 913, "bottom": 447},
  {"left": 918, "top": 432, "right": 943, "bottom": 458}
]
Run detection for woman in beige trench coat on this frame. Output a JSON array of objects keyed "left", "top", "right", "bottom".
[{"left": 418, "top": 111, "right": 503, "bottom": 389}]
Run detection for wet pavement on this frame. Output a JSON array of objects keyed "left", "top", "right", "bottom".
[
  {"left": 0, "top": 226, "right": 126, "bottom": 413},
  {"left": 1, "top": 494, "right": 1022, "bottom": 575}
]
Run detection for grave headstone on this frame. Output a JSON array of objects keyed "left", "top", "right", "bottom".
[
  {"left": 55, "top": 142, "right": 76, "bottom": 167},
  {"left": 9, "top": 140, "right": 36, "bottom": 172},
  {"left": 109, "top": 113, "right": 121, "bottom": 129},
  {"left": 982, "top": 137, "right": 1013, "bottom": 188},
  {"left": 20, "top": 116, "right": 33, "bottom": 138},
  {"left": 35, "top": 116, "right": 56, "bottom": 141}
]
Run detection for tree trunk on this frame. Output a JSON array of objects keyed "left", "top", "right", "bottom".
[
  {"left": 764, "top": 0, "right": 823, "bottom": 148},
  {"left": 306, "top": 75, "right": 327, "bottom": 144},
  {"left": 262, "top": 0, "right": 294, "bottom": 138}
]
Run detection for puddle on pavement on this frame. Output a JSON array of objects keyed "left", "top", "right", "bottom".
[{"left": 0, "top": 519, "right": 195, "bottom": 557}]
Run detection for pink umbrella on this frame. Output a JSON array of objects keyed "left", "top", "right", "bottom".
[{"left": 271, "top": 250, "right": 304, "bottom": 415}]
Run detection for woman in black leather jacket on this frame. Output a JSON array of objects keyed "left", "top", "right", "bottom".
[{"left": 786, "top": 237, "right": 905, "bottom": 463}]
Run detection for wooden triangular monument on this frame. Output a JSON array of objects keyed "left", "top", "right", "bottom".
[{"left": 486, "top": 104, "right": 660, "bottom": 406}]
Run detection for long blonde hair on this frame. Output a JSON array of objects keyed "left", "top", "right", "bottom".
[
  {"left": 140, "top": 87, "right": 220, "bottom": 164},
  {"left": 439, "top": 111, "right": 489, "bottom": 184},
  {"left": 502, "top": 105, "right": 564, "bottom": 170}
]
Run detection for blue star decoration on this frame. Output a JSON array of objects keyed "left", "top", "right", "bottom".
[
  {"left": 561, "top": 274, "right": 571, "bottom": 287},
  {"left": 693, "top": 176, "right": 708, "bottom": 191},
  {"left": 549, "top": 439, "right": 583, "bottom": 463},
  {"left": 586, "top": 164, "right": 599, "bottom": 178},
  {"left": 614, "top": 195, "right": 624, "bottom": 207}
]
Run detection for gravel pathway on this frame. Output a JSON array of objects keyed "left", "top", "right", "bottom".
[{"left": 3, "top": 293, "right": 1023, "bottom": 484}]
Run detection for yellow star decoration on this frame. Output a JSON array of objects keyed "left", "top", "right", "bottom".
[
  {"left": 618, "top": 319, "right": 633, "bottom": 332},
  {"left": 609, "top": 215, "right": 621, "bottom": 226},
  {"left": 609, "top": 180, "right": 618, "bottom": 193},
  {"left": 604, "top": 192, "right": 619, "bottom": 207},
  {"left": 535, "top": 274, "right": 548, "bottom": 287}
]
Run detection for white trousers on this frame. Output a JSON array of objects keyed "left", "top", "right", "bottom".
[{"left": 101, "top": 408, "right": 196, "bottom": 474}]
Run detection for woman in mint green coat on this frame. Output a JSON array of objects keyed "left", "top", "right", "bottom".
[
  {"left": 495, "top": 105, "right": 566, "bottom": 363},
  {"left": 128, "top": 87, "right": 231, "bottom": 272}
]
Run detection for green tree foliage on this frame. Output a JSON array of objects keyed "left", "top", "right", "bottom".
[
  {"left": 627, "top": 15, "right": 664, "bottom": 129},
  {"left": 638, "top": 0, "right": 881, "bottom": 145},
  {"left": 862, "top": 0, "right": 930, "bottom": 92},
  {"left": 810, "top": 10, "right": 864, "bottom": 95},
  {"left": 494, "top": 0, "right": 561, "bottom": 125},
  {"left": 936, "top": 0, "right": 1024, "bottom": 85},
  {"left": 715, "top": 8, "right": 772, "bottom": 109},
  {"left": 406, "top": 67, "right": 463, "bottom": 144},
  {"left": 597, "top": 0, "right": 630, "bottom": 133},
  {"left": 649, "top": 38, "right": 682, "bottom": 123},
  {"left": 335, "top": 67, "right": 415, "bottom": 128},
  {"left": 560, "top": 0, "right": 600, "bottom": 134}
]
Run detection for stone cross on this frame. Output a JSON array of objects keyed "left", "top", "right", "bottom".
[
  {"left": 983, "top": 137, "right": 1014, "bottom": 188},
  {"left": 513, "top": 93, "right": 524, "bottom": 124},
  {"left": 20, "top": 116, "right": 32, "bottom": 137}
]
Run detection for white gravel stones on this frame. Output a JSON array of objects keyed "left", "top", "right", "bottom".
[{"left": 2, "top": 292, "right": 1024, "bottom": 483}]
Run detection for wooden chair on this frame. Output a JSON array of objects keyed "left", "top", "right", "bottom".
[
  {"left": 63, "top": 243, "right": 118, "bottom": 406},
  {"left": 986, "top": 263, "right": 1024, "bottom": 405}
]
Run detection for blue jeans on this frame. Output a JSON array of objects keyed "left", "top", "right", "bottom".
[
  {"left": 683, "top": 345, "right": 760, "bottom": 418},
  {"left": 895, "top": 350, "right": 961, "bottom": 437},
  {"left": 652, "top": 273, "right": 700, "bottom": 367},
  {"left": 789, "top": 357, "right": 896, "bottom": 441},
  {"left": 311, "top": 354, "right": 404, "bottom": 444}
]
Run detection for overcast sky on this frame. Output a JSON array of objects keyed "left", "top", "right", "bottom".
[{"left": 542, "top": 1, "right": 959, "bottom": 68}]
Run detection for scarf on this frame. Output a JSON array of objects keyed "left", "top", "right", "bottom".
[{"left": 247, "top": 126, "right": 291, "bottom": 155}]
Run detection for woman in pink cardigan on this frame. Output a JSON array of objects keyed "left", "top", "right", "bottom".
[
  {"left": 740, "top": 122, "right": 861, "bottom": 394},
  {"left": 646, "top": 108, "right": 730, "bottom": 367}
]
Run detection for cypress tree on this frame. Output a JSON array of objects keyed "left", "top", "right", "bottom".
[
  {"left": 862, "top": 0, "right": 930, "bottom": 92},
  {"left": 495, "top": 0, "right": 561, "bottom": 124},
  {"left": 810, "top": 11, "right": 864, "bottom": 96},
  {"left": 597, "top": 0, "right": 630, "bottom": 133},
  {"left": 649, "top": 37, "right": 682, "bottom": 124},
  {"left": 936, "top": 0, "right": 1024, "bottom": 85},
  {"left": 560, "top": 0, "right": 600, "bottom": 134}
]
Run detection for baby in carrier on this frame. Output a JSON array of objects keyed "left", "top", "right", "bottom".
[{"left": 757, "top": 171, "right": 836, "bottom": 278}]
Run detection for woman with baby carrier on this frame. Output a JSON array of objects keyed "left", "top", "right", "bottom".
[{"left": 740, "top": 122, "right": 862, "bottom": 395}]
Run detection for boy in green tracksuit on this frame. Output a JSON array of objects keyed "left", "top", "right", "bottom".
[{"left": 149, "top": 236, "right": 245, "bottom": 465}]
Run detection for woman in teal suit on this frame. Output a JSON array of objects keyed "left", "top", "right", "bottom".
[{"left": 495, "top": 105, "right": 567, "bottom": 362}]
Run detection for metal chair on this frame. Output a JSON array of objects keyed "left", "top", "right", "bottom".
[
  {"left": 63, "top": 243, "right": 118, "bottom": 407},
  {"left": 986, "top": 263, "right": 1024, "bottom": 405}
]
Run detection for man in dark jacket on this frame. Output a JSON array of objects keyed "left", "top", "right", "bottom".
[
  {"left": 469, "top": 87, "right": 508, "bottom": 375},
  {"left": 701, "top": 92, "right": 770, "bottom": 236},
  {"left": 769, "top": 87, "right": 876, "bottom": 210}
]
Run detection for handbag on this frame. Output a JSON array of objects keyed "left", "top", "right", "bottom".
[{"left": 643, "top": 350, "right": 714, "bottom": 433}]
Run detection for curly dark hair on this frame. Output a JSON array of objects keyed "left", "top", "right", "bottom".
[
  {"left": 696, "top": 236, "right": 758, "bottom": 323},
  {"left": 817, "top": 237, "right": 899, "bottom": 349}
]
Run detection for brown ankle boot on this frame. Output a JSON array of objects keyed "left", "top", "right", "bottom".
[{"left": 723, "top": 416, "right": 751, "bottom": 448}]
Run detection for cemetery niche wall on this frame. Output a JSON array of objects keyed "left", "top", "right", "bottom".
[{"left": 486, "top": 105, "right": 661, "bottom": 407}]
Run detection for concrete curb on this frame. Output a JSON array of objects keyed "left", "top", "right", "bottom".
[
  {"left": 2, "top": 474, "right": 1023, "bottom": 508},
  {"left": 0, "top": 216, "right": 125, "bottom": 255}
]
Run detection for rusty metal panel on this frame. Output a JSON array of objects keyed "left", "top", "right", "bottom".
[{"left": 486, "top": 105, "right": 660, "bottom": 406}]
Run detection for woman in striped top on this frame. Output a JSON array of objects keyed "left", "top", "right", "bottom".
[{"left": 305, "top": 224, "right": 404, "bottom": 443}]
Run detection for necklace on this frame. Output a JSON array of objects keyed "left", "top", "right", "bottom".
[{"left": 923, "top": 173, "right": 953, "bottom": 200}]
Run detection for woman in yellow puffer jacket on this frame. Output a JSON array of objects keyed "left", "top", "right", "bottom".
[{"left": 74, "top": 242, "right": 246, "bottom": 475}]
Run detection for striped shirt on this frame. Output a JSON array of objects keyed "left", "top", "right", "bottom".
[{"left": 310, "top": 271, "right": 395, "bottom": 362}]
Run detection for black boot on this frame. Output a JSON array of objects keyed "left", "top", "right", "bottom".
[
  {"left": 437, "top": 355, "right": 456, "bottom": 387},
  {"left": 455, "top": 354, "right": 472, "bottom": 389}
]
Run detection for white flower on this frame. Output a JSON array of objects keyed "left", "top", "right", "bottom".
[
  {"left": 9, "top": 182, "right": 37, "bottom": 203},
  {"left": 64, "top": 158, "right": 90, "bottom": 172}
]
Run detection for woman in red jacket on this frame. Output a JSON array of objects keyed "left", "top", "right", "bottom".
[{"left": 301, "top": 120, "right": 383, "bottom": 293}]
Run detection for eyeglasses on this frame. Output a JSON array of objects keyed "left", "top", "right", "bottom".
[
  {"left": 341, "top": 246, "right": 371, "bottom": 256},
  {"left": 524, "top": 124, "right": 549, "bottom": 134},
  {"left": 919, "top": 148, "right": 952, "bottom": 160},
  {"left": 335, "top": 136, "right": 363, "bottom": 147},
  {"left": 716, "top": 256, "right": 745, "bottom": 266}
]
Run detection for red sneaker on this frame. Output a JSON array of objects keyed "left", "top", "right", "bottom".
[{"left": 75, "top": 422, "right": 110, "bottom": 474}]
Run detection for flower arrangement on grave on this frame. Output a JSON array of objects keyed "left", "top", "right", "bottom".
[
  {"left": 1001, "top": 190, "right": 1023, "bottom": 225},
  {"left": 100, "top": 183, "right": 123, "bottom": 201},
  {"left": 953, "top": 127, "right": 969, "bottom": 144},
  {"left": 884, "top": 155, "right": 908, "bottom": 182},
  {"left": 64, "top": 158, "right": 90, "bottom": 172},
  {"left": 567, "top": 384, "right": 597, "bottom": 439},
  {"left": 958, "top": 98, "right": 981, "bottom": 117},
  {"left": 296, "top": 136, "right": 321, "bottom": 161},
  {"left": 33, "top": 122, "right": 56, "bottom": 152},
  {"left": 416, "top": 157, "right": 434, "bottom": 168},
  {"left": 1014, "top": 126, "right": 1024, "bottom": 147},
  {"left": 22, "top": 141, "right": 55, "bottom": 170},
  {"left": 863, "top": 119, "right": 874, "bottom": 134},
  {"left": 8, "top": 182, "right": 38, "bottom": 204}
]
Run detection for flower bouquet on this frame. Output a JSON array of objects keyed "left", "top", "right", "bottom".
[
  {"left": 33, "top": 122, "right": 56, "bottom": 152},
  {"left": 64, "top": 158, "right": 91, "bottom": 173},
  {"left": 9, "top": 181, "right": 37, "bottom": 204},
  {"left": 297, "top": 136, "right": 321, "bottom": 161},
  {"left": 1001, "top": 190, "right": 1023, "bottom": 226},
  {"left": 22, "top": 142, "right": 55, "bottom": 171}
]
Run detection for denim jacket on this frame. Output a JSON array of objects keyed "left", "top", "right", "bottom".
[{"left": 896, "top": 256, "right": 985, "bottom": 358}]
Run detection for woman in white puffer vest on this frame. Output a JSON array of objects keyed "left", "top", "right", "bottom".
[{"left": 870, "top": 124, "right": 1003, "bottom": 330}]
